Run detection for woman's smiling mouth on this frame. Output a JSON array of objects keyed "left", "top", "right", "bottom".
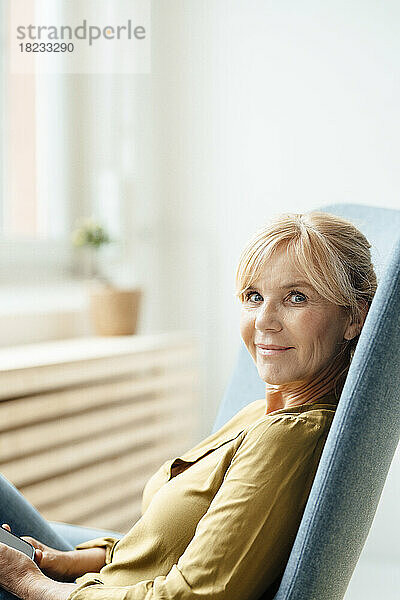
[{"left": 255, "top": 344, "right": 294, "bottom": 356}]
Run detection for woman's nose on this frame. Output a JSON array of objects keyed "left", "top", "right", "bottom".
[{"left": 254, "top": 301, "right": 282, "bottom": 332}]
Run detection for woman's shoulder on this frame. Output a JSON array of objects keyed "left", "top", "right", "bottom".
[
  {"left": 225, "top": 398, "right": 337, "bottom": 438},
  {"left": 219, "top": 405, "right": 338, "bottom": 496},
  {"left": 242, "top": 402, "right": 337, "bottom": 445}
]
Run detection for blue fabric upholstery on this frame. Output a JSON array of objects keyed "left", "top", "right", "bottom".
[
  {"left": 49, "top": 521, "right": 123, "bottom": 548},
  {"left": 212, "top": 344, "right": 265, "bottom": 432},
  {"left": 320, "top": 203, "right": 400, "bottom": 279},
  {"left": 212, "top": 204, "right": 400, "bottom": 600}
]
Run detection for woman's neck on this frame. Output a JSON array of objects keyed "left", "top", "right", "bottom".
[{"left": 264, "top": 352, "right": 349, "bottom": 415}]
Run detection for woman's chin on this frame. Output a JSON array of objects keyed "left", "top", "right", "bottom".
[
  {"left": 257, "top": 367, "right": 297, "bottom": 386},
  {"left": 259, "top": 372, "right": 287, "bottom": 385}
]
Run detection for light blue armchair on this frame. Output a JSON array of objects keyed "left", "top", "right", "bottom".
[{"left": 50, "top": 203, "right": 400, "bottom": 599}]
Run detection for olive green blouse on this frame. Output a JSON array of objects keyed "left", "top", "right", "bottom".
[{"left": 67, "top": 398, "right": 338, "bottom": 600}]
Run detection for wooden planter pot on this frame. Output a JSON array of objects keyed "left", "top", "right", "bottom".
[{"left": 89, "top": 286, "right": 142, "bottom": 336}]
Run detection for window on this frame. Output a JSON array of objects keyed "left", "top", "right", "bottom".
[{"left": 0, "top": 0, "right": 73, "bottom": 284}]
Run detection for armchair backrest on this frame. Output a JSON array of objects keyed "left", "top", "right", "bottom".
[{"left": 213, "top": 204, "right": 400, "bottom": 600}]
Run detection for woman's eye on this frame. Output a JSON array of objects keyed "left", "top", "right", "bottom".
[
  {"left": 243, "top": 290, "right": 307, "bottom": 304},
  {"left": 288, "top": 291, "right": 307, "bottom": 304},
  {"left": 245, "top": 291, "right": 263, "bottom": 303}
]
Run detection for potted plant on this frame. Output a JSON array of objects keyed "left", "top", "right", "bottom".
[{"left": 72, "top": 217, "right": 141, "bottom": 336}]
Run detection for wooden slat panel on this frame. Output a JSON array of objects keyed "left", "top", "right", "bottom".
[
  {"left": 0, "top": 345, "right": 197, "bottom": 400},
  {"left": 22, "top": 443, "right": 173, "bottom": 508},
  {"left": 74, "top": 500, "right": 142, "bottom": 533},
  {"left": 0, "top": 391, "right": 193, "bottom": 462},
  {"left": 43, "top": 473, "right": 147, "bottom": 524},
  {"left": 0, "top": 370, "right": 197, "bottom": 432},
  {"left": 113, "top": 517, "right": 140, "bottom": 535},
  {"left": 3, "top": 413, "right": 195, "bottom": 487},
  {"left": 0, "top": 334, "right": 199, "bottom": 534}
]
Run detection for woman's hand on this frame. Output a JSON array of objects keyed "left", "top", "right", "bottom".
[
  {"left": 2, "top": 523, "right": 106, "bottom": 583},
  {"left": 0, "top": 532, "right": 46, "bottom": 599},
  {"left": 0, "top": 525, "right": 78, "bottom": 600},
  {"left": 1, "top": 524, "right": 75, "bottom": 583}
]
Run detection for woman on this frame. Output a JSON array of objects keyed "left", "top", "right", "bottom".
[{"left": 0, "top": 212, "right": 377, "bottom": 600}]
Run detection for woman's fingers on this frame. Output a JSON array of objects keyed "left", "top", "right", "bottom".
[
  {"left": 19, "top": 535, "right": 44, "bottom": 566},
  {"left": 33, "top": 548, "right": 43, "bottom": 566},
  {"left": 1, "top": 527, "right": 44, "bottom": 566},
  {"left": 20, "top": 537, "right": 55, "bottom": 571},
  {"left": 21, "top": 535, "right": 38, "bottom": 545},
  {"left": 21, "top": 535, "right": 45, "bottom": 553}
]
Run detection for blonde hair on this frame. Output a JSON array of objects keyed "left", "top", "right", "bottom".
[{"left": 236, "top": 212, "right": 377, "bottom": 357}]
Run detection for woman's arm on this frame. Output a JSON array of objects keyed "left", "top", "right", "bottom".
[
  {"left": 24, "top": 537, "right": 106, "bottom": 582},
  {"left": 26, "top": 576, "right": 77, "bottom": 600},
  {"left": 64, "top": 548, "right": 106, "bottom": 580},
  {"left": 49, "top": 548, "right": 106, "bottom": 582}
]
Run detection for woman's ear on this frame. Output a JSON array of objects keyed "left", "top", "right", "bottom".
[{"left": 344, "top": 302, "right": 369, "bottom": 341}]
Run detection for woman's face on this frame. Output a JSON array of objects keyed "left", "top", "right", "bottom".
[{"left": 240, "top": 247, "right": 356, "bottom": 385}]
